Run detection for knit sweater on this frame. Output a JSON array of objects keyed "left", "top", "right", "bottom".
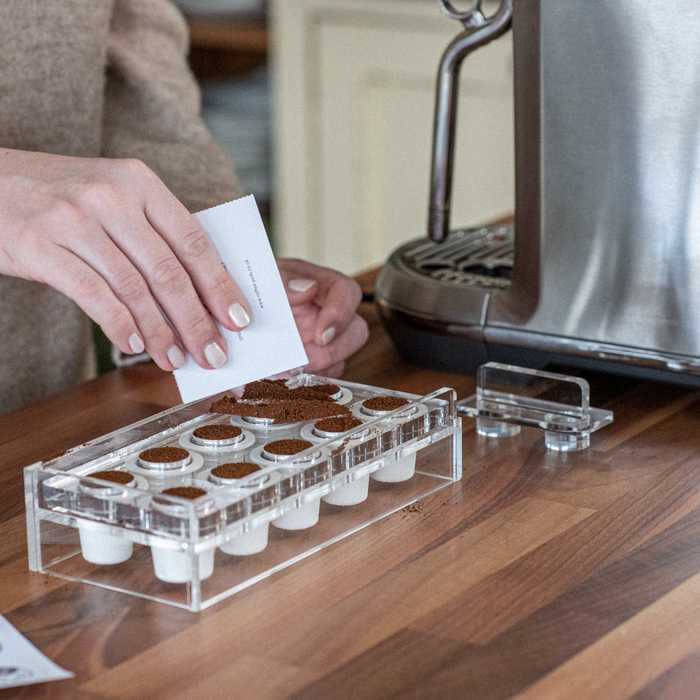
[{"left": 0, "top": 0, "right": 240, "bottom": 414}]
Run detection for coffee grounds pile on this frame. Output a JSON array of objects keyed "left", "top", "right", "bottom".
[
  {"left": 89, "top": 470, "right": 134, "bottom": 485},
  {"left": 243, "top": 379, "right": 340, "bottom": 402},
  {"left": 193, "top": 424, "right": 242, "bottom": 441},
  {"left": 314, "top": 416, "right": 363, "bottom": 434},
  {"left": 242, "top": 379, "right": 287, "bottom": 399},
  {"left": 212, "top": 462, "right": 261, "bottom": 480},
  {"left": 210, "top": 396, "right": 351, "bottom": 424},
  {"left": 264, "top": 439, "right": 313, "bottom": 456},
  {"left": 160, "top": 486, "right": 206, "bottom": 500},
  {"left": 139, "top": 447, "right": 190, "bottom": 463},
  {"left": 362, "top": 396, "right": 409, "bottom": 412}
]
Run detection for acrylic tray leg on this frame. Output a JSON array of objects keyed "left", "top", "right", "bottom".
[
  {"left": 476, "top": 417, "right": 521, "bottom": 439},
  {"left": 544, "top": 431, "right": 590, "bottom": 452}
]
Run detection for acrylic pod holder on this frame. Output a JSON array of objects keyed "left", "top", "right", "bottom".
[
  {"left": 24, "top": 375, "right": 462, "bottom": 612},
  {"left": 458, "top": 363, "right": 613, "bottom": 451}
]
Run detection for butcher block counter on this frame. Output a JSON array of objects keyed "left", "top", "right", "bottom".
[{"left": 2, "top": 269, "right": 700, "bottom": 699}]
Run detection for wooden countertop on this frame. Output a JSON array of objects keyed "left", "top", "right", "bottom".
[{"left": 2, "top": 269, "right": 700, "bottom": 699}]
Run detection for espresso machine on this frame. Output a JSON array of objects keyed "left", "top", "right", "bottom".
[{"left": 376, "top": 0, "right": 700, "bottom": 385}]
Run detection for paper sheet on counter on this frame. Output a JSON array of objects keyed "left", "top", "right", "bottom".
[
  {"left": 0, "top": 616, "right": 73, "bottom": 689},
  {"left": 174, "top": 195, "right": 307, "bottom": 403}
]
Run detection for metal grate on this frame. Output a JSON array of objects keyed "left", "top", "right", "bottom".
[{"left": 401, "top": 225, "right": 514, "bottom": 289}]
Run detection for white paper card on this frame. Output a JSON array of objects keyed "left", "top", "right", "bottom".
[
  {"left": 174, "top": 196, "right": 307, "bottom": 402},
  {"left": 0, "top": 616, "right": 73, "bottom": 689}
]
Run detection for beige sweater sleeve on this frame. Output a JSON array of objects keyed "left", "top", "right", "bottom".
[{"left": 102, "top": 0, "right": 242, "bottom": 212}]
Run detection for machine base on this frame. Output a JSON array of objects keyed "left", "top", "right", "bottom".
[{"left": 379, "top": 304, "right": 700, "bottom": 388}]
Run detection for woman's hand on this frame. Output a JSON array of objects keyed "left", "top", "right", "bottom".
[
  {"left": 0, "top": 148, "right": 252, "bottom": 371},
  {"left": 278, "top": 258, "right": 369, "bottom": 377}
]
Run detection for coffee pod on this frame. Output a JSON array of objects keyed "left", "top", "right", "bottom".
[
  {"left": 261, "top": 439, "right": 321, "bottom": 464},
  {"left": 256, "top": 440, "right": 324, "bottom": 530},
  {"left": 180, "top": 423, "right": 254, "bottom": 454},
  {"left": 302, "top": 417, "right": 372, "bottom": 507},
  {"left": 150, "top": 486, "right": 216, "bottom": 583},
  {"left": 129, "top": 445, "right": 203, "bottom": 482},
  {"left": 209, "top": 463, "right": 270, "bottom": 556},
  {"left": 77, "top": 469, "right": 138, "bottom": 565},
  {"left": 356, "top": 396, "right": 420, "bottom": 483},
  {"left": 307, "top": 382, "right": 353, "bottom": 405}
]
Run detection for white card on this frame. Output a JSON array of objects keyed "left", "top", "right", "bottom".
[
  {"left": 174, "top": 196, "right": 308, "bottom": 403},
  {"left": 0, "top": 616, "right": 73, "bottom": 689}
]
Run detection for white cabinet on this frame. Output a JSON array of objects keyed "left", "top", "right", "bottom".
[{"left": 271, "top": 0, "right": 513, "bottom": 274}]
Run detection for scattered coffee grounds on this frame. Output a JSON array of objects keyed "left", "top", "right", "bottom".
[
  {"left": 310, "top": 383, "right": 341, "bottom": 397},
  {"left": 314, "top": 416, "right": 363, "bottom": 434},
  {"left": 211, "top": 396, "right": 351, "bottom": 424},
  {"left": 88, "top": 470, "right": 134, "bottom": 485},
  {"left": 243, "top": 379, "right": 339, "bottom": 402},
  {"left": 193, "top": 424, "right": 242, "bottom": 441},
  {"left": 160, "top": 486, "right": 206, "bottom": 500},
  {"left": 139, "top": 447, "right": 190, "bottom": 463},
  {"left": 212, "top": 462, "right": 261, "bottom": 480},
  {"left": 264, "top": 439, "right": 313, "bottom": 456},
  {"left": 363, "top": 396, "right": 409, "bottom": 412},
  {"left": 401, "top": 502, "right": 424, "bottom": 517}
]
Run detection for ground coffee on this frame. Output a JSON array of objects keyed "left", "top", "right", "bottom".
[
  {"left": 193, "top": 424, "right": 242, "bottom": 441},
  {"left": 243, "top": 379, "right": 340, "bottom": 402},
  {"left": 362, "top": 396, "right": 409, "bottom": 412},
  {"left": 264, "top": 439, "right": 313, "bottom": 456},
  {"left": 314, "top": 416, "right": 363, "bottom": 434},
  {"left": 210, "top": 396, "right": 351, "bottom": 423},
  {"left": 88, "top": 470, "right": 134, "bottom": 485},
  {"left": 211, "top": 462, "right": 261, "bottom": 480},
  {"left": 139, "top": 447, "right": 190, "bottom": 463},
  {"left": 160, "top": 486, "right": 206, "bottom": 500}
]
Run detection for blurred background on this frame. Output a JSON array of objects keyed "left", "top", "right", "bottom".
[{"left": 177, "top": 0, "right": 514, "bottom": 276}]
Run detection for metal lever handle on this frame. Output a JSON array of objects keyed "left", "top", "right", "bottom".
[{"left": 428, "top": 0, "right": 513, "bottom": 243}]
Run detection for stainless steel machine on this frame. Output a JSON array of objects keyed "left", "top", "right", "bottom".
[{"left": 376, "top": 0, "right": 700, "bottom": 385}]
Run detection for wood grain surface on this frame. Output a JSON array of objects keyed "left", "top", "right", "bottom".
[{"left": 2, "top": 269, "right": 700, "bottom": 699}]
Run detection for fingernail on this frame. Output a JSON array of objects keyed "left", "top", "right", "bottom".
[
  {"left": 205, "top": 341, "right": 227, "bottom": 369},
  {"left": 128, "top": 333, "right": 145, "bottom": 354},
  {"left": 228, "top": 303, "right": 251, "bottom": 328},
  {"left": 321, "top": 326, "right": 336, "bottom": 346},
  {"left": 288, "top": 278, "right": 316, "bottom": 293},
  {"left": 167, "top": 345, "right": 185, "bottom": 370}
]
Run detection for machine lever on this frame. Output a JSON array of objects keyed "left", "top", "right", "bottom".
[{"left": 428, "top": 0, "right": 513, "bottom": 243}]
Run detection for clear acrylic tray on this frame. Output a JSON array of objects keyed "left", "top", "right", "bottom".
[
  {"left": 458, "top": 363, "right": 614, "bottom": 451},
  {"left": 24, "top": 375, "right": 462, "bottom": 612}
]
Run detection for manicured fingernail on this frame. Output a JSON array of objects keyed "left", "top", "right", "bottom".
[
  {"left": 288, "top": 278, "right": 316, "bottom": 293},
  {"left": 205, "top": 341, "right": 227, "bottom": 369},
  {"left": 228, "top": 302, "right": 251, "bottom": 328},
  {"left": 128, "top": 333, "right": 145, "bottom": 354},
  {"left": 167, "top": 345, "right": 185, "bottom": 370},
  {"left": 321, "top": 326, "right": 336, "bottom": 346}
]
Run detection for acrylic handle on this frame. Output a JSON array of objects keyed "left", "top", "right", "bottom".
[{"left": 428, "top": 0, "right": 513, "bottom": 243}]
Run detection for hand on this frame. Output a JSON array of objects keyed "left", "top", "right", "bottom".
[
  {"left": 278, "top": 258, "right": 369, "bottom": 377},
  {"left": 0, "top": 149, "right": 252, "bottom": 371}
]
